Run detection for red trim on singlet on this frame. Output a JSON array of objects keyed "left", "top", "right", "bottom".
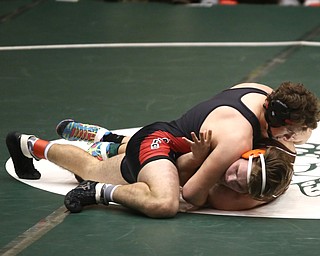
[{"left": 138, "top": 130, "right": 190, "bottom": 165}]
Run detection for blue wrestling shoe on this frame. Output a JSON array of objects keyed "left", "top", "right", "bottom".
[
  {"left": 6, "top": 132, "right": 41, "bottom": 179},
  {"left": 65, "top": 180, "right": 101, "bottom": 213},
  {"left": 56, "top": 119, "right": 110, "bottom": 142},
  {"left": 87, "top": 142, "right": 112, "bottom": 161}
]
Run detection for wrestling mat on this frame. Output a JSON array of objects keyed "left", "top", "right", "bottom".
[{"left": 5, "top": 127, "right": 320, "bottom": 219}]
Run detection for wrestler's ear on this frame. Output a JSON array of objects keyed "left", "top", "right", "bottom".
[
  {"left": 281, "top": 131, "right": 296, "bottom": 142},
  {"left": 283, "top": 132, "right": 309, "bottom": 145}
]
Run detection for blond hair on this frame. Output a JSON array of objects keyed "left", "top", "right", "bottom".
[{"left": 248, "top": 146, "right": 294, "bottom": 201}]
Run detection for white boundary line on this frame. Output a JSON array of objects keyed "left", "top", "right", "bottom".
[{"left": 1, "top": 41, "right": 320, "bottom": 51}]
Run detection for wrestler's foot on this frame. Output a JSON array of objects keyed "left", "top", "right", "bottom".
[
  {"left": 87, "top": 142, "right": 111, "bottom": 161},
  {"left": 56, "top": 119, "right": 110, "bottom": 143},
  {"left": 6, "top": 132, "right": 41, "bottom": 180},
  {"left": 64, "top": 181, "right": 104, "bottom": 213}
]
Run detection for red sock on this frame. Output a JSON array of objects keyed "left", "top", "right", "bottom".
[
  {"left": 33, "top": 139, "right": 50, "bottom": 159},
  {"left": 220, "top": 0, "right": 238, "bottom": 4}
]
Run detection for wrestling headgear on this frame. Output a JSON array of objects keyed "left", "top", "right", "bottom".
[
  {"left": 264, "top": 99, "right": 292, "bottom": 127},
  {"left": 241, "top": 149, "right": 266, "bottom": 197}
]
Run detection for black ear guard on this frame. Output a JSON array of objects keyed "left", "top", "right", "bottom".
[{"left": 264, "top": 100, "right": 291, "bottom": 127}]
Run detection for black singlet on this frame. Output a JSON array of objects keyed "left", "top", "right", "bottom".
[
  {"left": 170, "top": 87, "right": 268, "bottom": 145},
  {"left": 121, "top": 87, "right": 269, "bottom": 183}
]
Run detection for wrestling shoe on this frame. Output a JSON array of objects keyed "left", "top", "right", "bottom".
[
  {"left": 64, "top": 180, "right": 104, "bottom": 213},
  {"left": 6, "top": 132, "right": 41, "bottom": 179},
  {"left": 56, "top": 119, "right": 110, "bottom": 143},
  {"left": 87, "top": 142, "right": 111, "bottom": 161}
]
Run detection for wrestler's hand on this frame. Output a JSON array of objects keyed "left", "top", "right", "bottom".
[{"left": 183, "top": 130, "right": 212, "bottom": 162}]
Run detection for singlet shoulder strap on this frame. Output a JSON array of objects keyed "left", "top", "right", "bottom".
[
  {"left": 225, "top": 87, "right": 268, "bottom": 96},
  {"left": 222, "top": 87, "right": 268, "bottom": 145}
]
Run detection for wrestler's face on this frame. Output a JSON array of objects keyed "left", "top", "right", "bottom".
[
  {"left": 223, "top": 159, "right": 249, "bottom": 194},
  {"left": 270, "top": 126, "right": 311, "bottom": 144},
  {"left": 288, "top": 127, "right": 312, "bottom": 145}
]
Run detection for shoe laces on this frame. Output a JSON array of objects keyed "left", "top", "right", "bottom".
[{"left": 64, "top": 122, "right": 99, "bottom": 141}]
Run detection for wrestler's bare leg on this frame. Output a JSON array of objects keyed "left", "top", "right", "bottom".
[
  {"left": 64, "top": 158, "right": 180, "bottom": 218},
  {"left": 48, "top": 144, "right": 128, "bottom": 185},
  {"left": 112, "top": 159, "right": 180, "bottom": 218},
  {"left": 7, "top": 133, "right": 180, "bottom": 218},
  {"left": 47, "top": 143, "right": 180, "bottom": 217}
]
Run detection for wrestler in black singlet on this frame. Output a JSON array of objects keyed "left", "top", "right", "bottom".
[{"left": 121, "top": 88, "right": 269, "bottom": 183}]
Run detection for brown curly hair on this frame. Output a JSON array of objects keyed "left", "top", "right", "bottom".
[
  {"left": 248, "top": 146, "right": 294, "bottom": 201},
  {"left": 267, "top": 82, "right": 320, "bottom": 129}
]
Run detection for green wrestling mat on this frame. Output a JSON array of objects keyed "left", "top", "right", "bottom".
[{"left": 1, "top": 1, "right": 320, "bottom": 255}]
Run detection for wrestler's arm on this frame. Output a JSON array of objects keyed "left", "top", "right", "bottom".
[
  {"left": 177, "top": 130, "right": 212, "bottom": 186},
  {"left": 177, "top": 152, "right": 202, "bottom": 186},
  {"left": 182, "top": 133, "right": 250, "bottom": 207},
  {"left": 207, "top": 185, "right": 267, "bottom": 211}
]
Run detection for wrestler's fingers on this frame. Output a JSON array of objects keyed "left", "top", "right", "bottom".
[
  {"left": 190, "top": 132, "right": 200, "bottom": 144},
  {"left": 200, "top": 129, "right": 212, "bottom": 142},
  {"left": 185, "top": 131, "right": 211, "bottom": 144},
  {"left": 198, "top": 130, "right": 206, "bottom": 143},
  {"left": 182, "top": 136, "right": 194, "bottom": 145},
  {"left": 206, "top": 129, "right": 213, "bottom": 141}
]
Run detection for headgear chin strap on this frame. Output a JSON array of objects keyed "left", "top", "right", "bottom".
[{"left": 242, "top": 149, "right": 267, "bottom": 197}]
